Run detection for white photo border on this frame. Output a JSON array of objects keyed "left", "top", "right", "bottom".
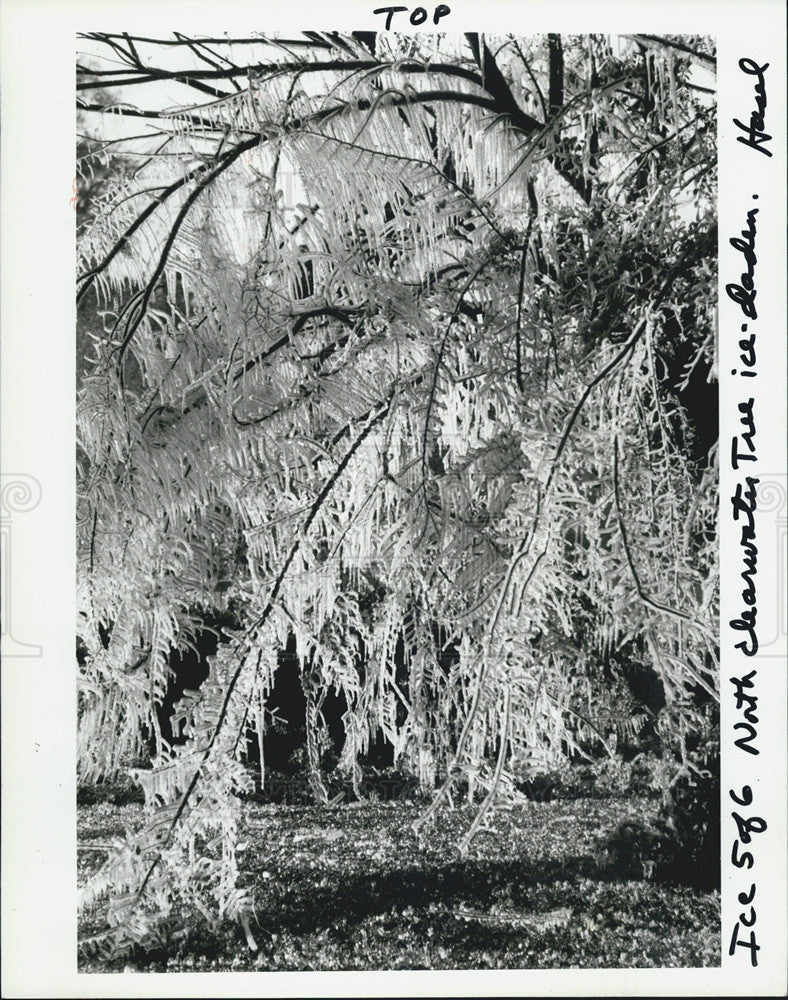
[{"left": 1, "top": 1, "right": 785, "bottom": 996}]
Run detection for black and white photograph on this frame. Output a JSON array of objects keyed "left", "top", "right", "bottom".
[
  {"left": 74, "top": 25, "right": 721, "bottom": 971},
  {"left": 1, "top": 2, "right": 786, "bottom": 997}
]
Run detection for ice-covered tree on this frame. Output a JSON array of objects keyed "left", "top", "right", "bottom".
[{"left": 76, "top": 31, "right": 718, "bottom": 954}]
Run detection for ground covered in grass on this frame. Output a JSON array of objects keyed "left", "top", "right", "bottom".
[{"left": 78, "top": 793, "right": 719, "bottom": 972}]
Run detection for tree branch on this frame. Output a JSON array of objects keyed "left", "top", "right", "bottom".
[
  {"left": 465, "top": 33, "right": 592, "bottom": 203},
  {"left": 135, "top": 393, "right": 394, "bottom": 900},
  {"left": 76, "top": 58, "right": 484, "bottom": 92},
  {"left": 80, "top": 32, "right": 333, "bottom": 49}
]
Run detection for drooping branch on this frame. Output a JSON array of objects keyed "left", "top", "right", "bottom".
[
  {"left": 134, "top": 393, "right": 394, "bottom": 902},
  {"left": 77, "top": 98, "right": 232, "bottom": 131},
  {"left": 457, "top": 685, "right": 511, "bottom": 855},
  {"left": 297, "top": 129, "right": 506, "bottom": 239},
  {"left": 77, "top": 158, "right": 219, "bottom": 304},
  {"left": 612, "top": 435, "right": 717, "bottom": 646},
  {"left": 79, "top": 86, "right": 526, "bottom": 318},
  {"left": 111, "top": 134, "right": 260, "bottom": 368},
  {"left": 420, "top": 260, "right": 492, "bottom": 489}
]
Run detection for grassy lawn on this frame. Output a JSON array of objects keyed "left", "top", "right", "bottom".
[{"left": 78, "top": 793, "right": 719, "bottom": 972}]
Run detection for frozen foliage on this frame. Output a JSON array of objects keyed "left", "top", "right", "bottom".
[{"left": 76, "top": 31, "right": 718, "bottom": 955}]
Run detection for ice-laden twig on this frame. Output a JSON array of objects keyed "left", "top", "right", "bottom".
[{"left": 456, "top": 685, "right": 511, "bottom": 857}]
